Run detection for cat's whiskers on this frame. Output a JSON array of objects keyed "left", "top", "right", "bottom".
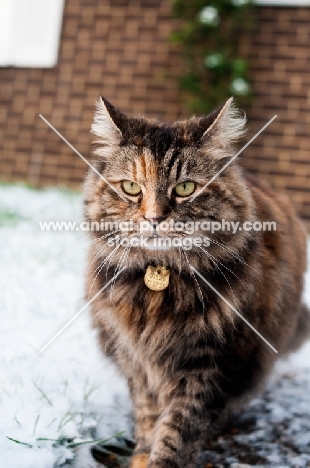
[
  {"left": 88, "top": 230, "right": 123, "bottom": 268},
  {"left": 180, "top": 246, "right": 205, "bottom": 316},
  {"left": 87, "top": 236, "right": 128, "bottom": 297},
  {"left": 189, "top": 236, "right": 248, "bottom": 291},
  {"left": 88, "top": 236, "right": 119, "bottom": 270},
  {"left": 196, "top": 242, "right": 246, "bottom": 293},
  {"left": 177, "top": 246, "right": 183, "bottom": 272},
  {"left": 179, "top": 234, "right": 240, "bottom": 303},
  {"left": 109, "top": 243, "right": 132, "bottom": 300},
  {"left": 87, "top": 242, "right": 120, "bottom": 286},
  {"left": 103, "top": 233, "right": 130, "bottom": 281},
  {"left": 88, "top": 242, "right": 111, "bottom": 267},
  {"left": 54, "top": 228, "right": 122, "bottom": 262},
  {"left": 211, "top": 233, "right": 261, "bottom": 278},
  {"left": 87, "top": 245, "right": 121, "bottom": 298},
  {"left": 209, "top": 256, "right": 236, "bottom": 305},
  {"left": 109, "top": 242, "right": 131, "bottom": 298}
]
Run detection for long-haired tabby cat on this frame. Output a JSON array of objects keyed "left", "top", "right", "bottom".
[{"left": 84, "top": 96, "right": 310, "bottom": 468}]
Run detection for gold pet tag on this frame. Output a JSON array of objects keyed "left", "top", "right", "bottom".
[{"left": 144, "top": 266, "right": 170, "bottom": 291}]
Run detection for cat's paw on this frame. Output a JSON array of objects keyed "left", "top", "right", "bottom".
[{"left": 130, "top": 453, "right": 149, "bottom": 468}]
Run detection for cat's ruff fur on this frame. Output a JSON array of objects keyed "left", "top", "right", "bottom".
[{"left": 84, "top": 97, "right": 309, "bottom": 468}]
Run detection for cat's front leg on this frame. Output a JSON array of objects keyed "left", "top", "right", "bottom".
[
  {"left": 148, "top": 406, "right": 204, "bottom": 468},
  {"left": 128, "top": 376, "right": 160, "bottom": 468},
  {"left": 147, "top": 375, "right": 223, "bottom": 468}
]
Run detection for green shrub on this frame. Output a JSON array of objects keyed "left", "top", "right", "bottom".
[{"left": 170, "top": 0, "right": 254, "bottom": 114}]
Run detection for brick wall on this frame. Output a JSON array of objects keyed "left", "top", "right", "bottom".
[
  {"left": 241, "top": 6, "right": 310, "bottom": 226},
  {"left": 0, "top": 1, "right": 310, "bottom": 225},
  {"left": 0, "top": 0, "right": 184, "bottom": 187}
]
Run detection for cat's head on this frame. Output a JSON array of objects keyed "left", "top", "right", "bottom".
[{"left": 84, "top": 97, "right": 255, "bottom": 271}]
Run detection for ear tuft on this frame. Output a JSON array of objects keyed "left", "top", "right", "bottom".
[
  {"left": 202, "top": 98, "right": 247, "bottom": 157},
  {"left": 91, "top": 96, "right": 123, "bottom": 147}
]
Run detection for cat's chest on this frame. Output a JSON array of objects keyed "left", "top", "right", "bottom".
[{"left": 103, "top": 301, "right": 211, "bottom": 373}]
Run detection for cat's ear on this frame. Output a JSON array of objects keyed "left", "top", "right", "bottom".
[
  {"left": 201, "top": 97, "right": 247, "bottom": 158},
  {"left": 91, "top": 96, "right": 126, "bottom": 146}
]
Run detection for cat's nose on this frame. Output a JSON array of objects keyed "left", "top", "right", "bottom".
[{"left": 144, "top": 214, "right": 167, "bottom": 225}]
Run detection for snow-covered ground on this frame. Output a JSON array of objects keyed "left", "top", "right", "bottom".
[
  {"left": 0, "top": 184, "right": 309, "bottom": 468},
  {"left": 0, "top": 184, "right": 132, "bottom": 468}
]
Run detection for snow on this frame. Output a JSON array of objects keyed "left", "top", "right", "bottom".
[
  {"left": 0, "top": 183, "right": 309, "bottom": 468},
  {"left": 0, "top": 184, "right": 132, "bottom": 468}
]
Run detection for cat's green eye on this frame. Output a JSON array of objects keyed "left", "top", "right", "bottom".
[
  {"left": 121, "top": 180, "right": 142, "bottom": 196},
  {"left": 174, "top": 181, "right": 196, "bottom": 197}
]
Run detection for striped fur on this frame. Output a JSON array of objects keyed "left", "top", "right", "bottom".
[{"left": 84, "top": 97, "right": 310, "bottom": 467}]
